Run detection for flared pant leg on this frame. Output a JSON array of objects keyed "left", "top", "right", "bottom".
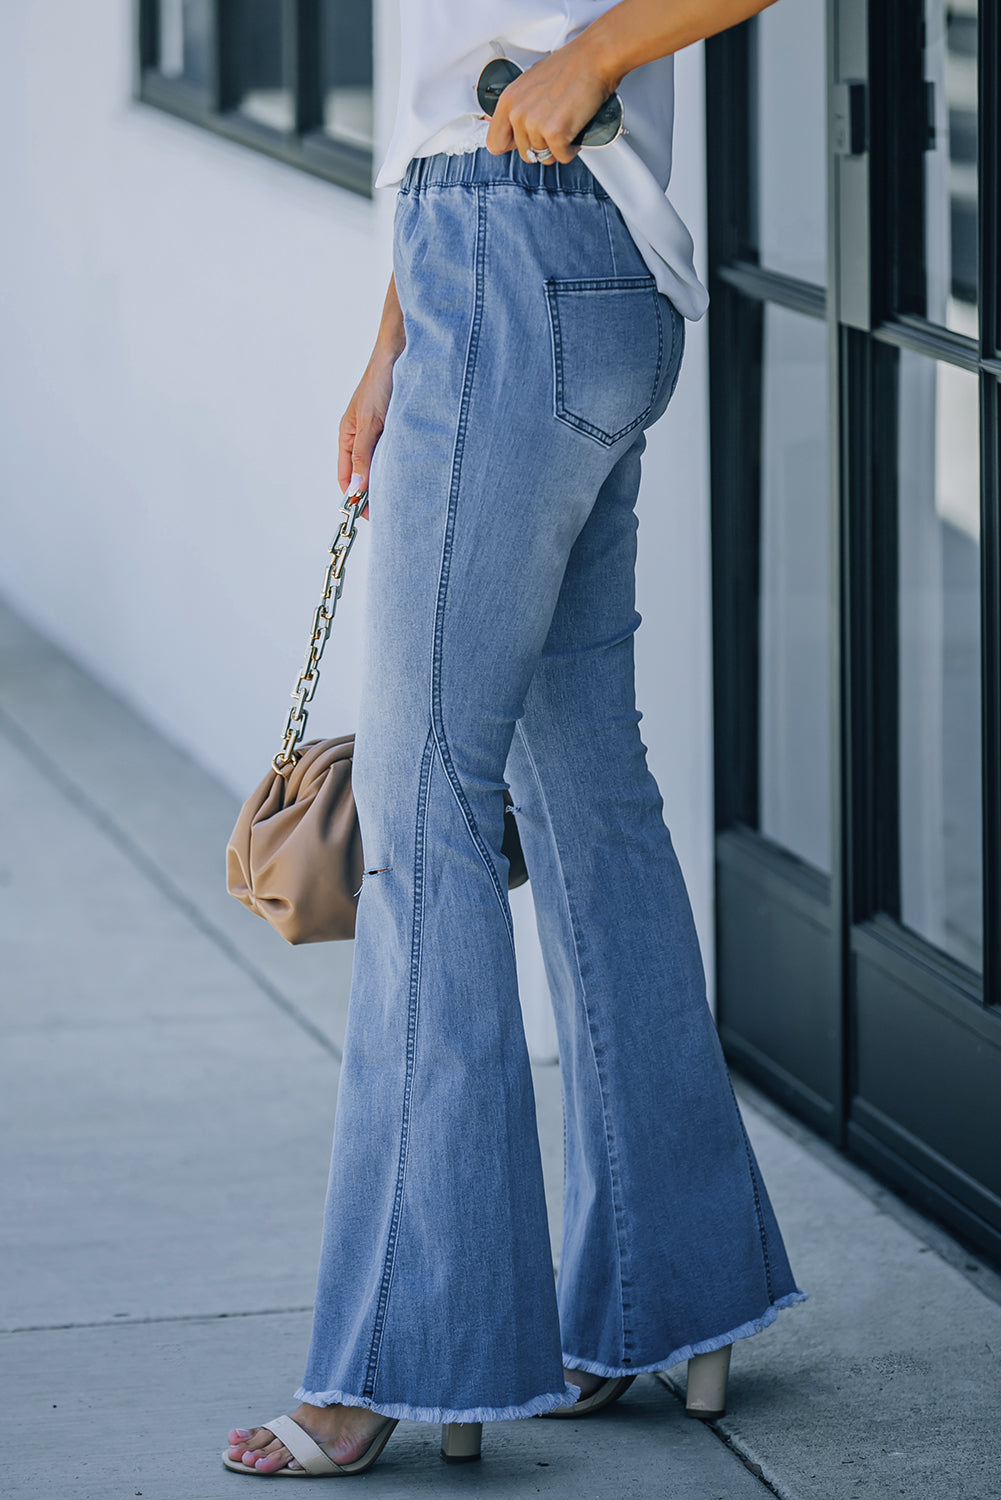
[
  {"left": 297, "top": 149, "right": 803, "bottom": 1423},
  {"left": 505, "top": 436, "right": 805, "bottom": 1380}
]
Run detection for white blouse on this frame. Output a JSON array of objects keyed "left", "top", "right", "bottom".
[{"left": 375, "top": 1, "right": 709, "bottom": 321}]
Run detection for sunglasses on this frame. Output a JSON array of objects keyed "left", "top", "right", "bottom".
[{"left": 475, "top": 57, "right": 625, "bottom": 150}]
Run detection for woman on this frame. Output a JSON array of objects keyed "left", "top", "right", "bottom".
[{"left": 225, "top": 0, "right": 803, "bottom": 1478}]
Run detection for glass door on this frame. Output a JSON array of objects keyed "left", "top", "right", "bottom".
[
  {"left": 707, "top": 0, "right": 841, "bottom": 1137},
  {"left": 707, "top": 0, "right": 1001, "bottom": 1258}
]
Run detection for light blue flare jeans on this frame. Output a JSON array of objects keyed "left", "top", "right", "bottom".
[{"left": 297, "top": 149, "right": 805, "bottom": 1424}]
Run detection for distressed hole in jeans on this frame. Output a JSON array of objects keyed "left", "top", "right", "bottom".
[{"left": 353, "top": 867, "right": 390, "bottom": 899}]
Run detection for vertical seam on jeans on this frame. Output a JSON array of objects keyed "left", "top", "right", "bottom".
[
  {"left": 513, "top": 718, "right": 634, "bottom": 1361},
  {"left": 727, "top": 1076, "right": 776, "bottom": 1302},
  {"left": 600, "top": 198, "right": 619, "bottom": 276},
  {"left": 428, "top": 182, "right": 515, "bottom": 952},
  {"left": 655, "top": 300, "right": 680, "bottom": 415},
  {"left": 363, "top": 724, "right": 435, "bottom": 1397}
]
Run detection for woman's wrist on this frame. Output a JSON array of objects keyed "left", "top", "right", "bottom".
[{"left": 571, "top": 16, "right": 629, "bottom": 95}]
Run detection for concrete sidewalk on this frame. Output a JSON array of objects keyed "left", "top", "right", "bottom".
[{"left": 2, "top": 593, "right": 999, "bottom": 1500}]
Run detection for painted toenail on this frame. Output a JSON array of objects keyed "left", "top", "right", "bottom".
[{"left": 234, "top": 1429, "right": 249, "bottom": 1439}]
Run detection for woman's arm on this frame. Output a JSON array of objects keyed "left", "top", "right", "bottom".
[
  {"left": 338, "top": 273, "right": 406, "bottom": 502},
  {"left": 342, "top": 2, "right": 777, "bottom": 498},
  {"left": 486, "top": 0, "right": 779, "bottom": 164},
  {"left": 580, "top": 0, "right": 781, "bottom": 88}
]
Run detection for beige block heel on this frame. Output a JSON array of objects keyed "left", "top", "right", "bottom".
[
  {"left": 685, "top": 1345, "right": 732, "bottom": 1420},
  {"left": 440, "top": 1422, "right": 483, "bottom": 1463}
]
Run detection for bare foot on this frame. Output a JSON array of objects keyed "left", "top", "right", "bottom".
[
  {"left": 226, "top": 1402, "right": 390, "bottom": 1474},
  {"left": 565, "top": 1368, "right": 605, "bottom": 1399}
]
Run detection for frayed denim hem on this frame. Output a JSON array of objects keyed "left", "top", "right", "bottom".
[
  {"left": 562, "top": 1289, "right": 808, "bottom": 1379},
  {"left": 291, "top": 1381, "right": 580, "bottom": 1425}
]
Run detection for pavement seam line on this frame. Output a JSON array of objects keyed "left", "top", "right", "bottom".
[
  {"left": 656, "top": 1373, "right": 802, "bottom": 1500},
  {"left": 1, "top": 1306, "right": 315, "bottom": 1335},
  {"left": 0, "top": 701, "right": 342, "bottom": 1064}
]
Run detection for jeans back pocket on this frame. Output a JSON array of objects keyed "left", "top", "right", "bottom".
[{"left": 545, "top": 276, "right": 666, "bottom": 447}]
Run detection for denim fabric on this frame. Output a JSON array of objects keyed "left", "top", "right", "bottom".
[{"left": 296, "top": 149, "right": 805, "bottom": 1425}]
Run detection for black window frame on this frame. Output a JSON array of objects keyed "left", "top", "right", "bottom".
[
  {"left": 136, "top": 0, "right": 374, "bottom": 198},
  {"left": 707, "top": 0, "right": 1001, "bottom": 1263}
]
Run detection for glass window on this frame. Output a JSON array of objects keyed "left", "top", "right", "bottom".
[
  {"left": 319, "top": 0, "right": 374, "bottom": 150},
  {"left": 156, "top": 0, "right": 211, "bottom": 88},
  {"left": 897, "top": 351, "right": 982, "bottom": 969},
  {"left": 924, "top": 0, "right": 978, "bottom": 334},
  {"left": 139, "top": 0, "right": 374, "bottom": 196},
  {"left": 758, "top": 306, "right": 832, "bottom": 873},
  {"left": 231, "top": 0, "right": 294, "bottom": 134},
  {"left": 753, "top": 0, "right": 827, "bottom": 286}
]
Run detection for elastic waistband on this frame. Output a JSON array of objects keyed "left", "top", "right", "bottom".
[{"left": 401, "top": 147, "right": 610, "bottom": 198}]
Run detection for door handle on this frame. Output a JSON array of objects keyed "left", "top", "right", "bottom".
[{"left": 832, "top": 80, "right": 868, "bottom": 157}]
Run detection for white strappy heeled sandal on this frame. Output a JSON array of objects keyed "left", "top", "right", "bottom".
[
  {"left": 542, "top": 1345, "right": 733, "bottom": 1422},
  {"left": 222, "top": 1413, "right": 483, "bottom": 1477}
]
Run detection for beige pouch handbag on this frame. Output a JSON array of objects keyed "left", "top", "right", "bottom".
[{"left": 226, "top": 492, "right": 527, "bottom": 945}]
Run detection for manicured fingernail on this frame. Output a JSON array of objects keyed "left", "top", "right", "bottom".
[{"left": 348, "top": 473, "right": 365, "bottom": 495}]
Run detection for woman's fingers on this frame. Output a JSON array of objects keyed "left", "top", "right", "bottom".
[
  {"left": 338, "top": 397, "right": 389, "bottom": 518},
  {"left": 512, "top": 108, "right": 579, "bottom": 165},
  {"left": 487, "top": 97, "right": 577, "bottom": 164},
  {"left": 484, "top": 48, "right": 608, "bottom": 164},
  {"left": 337, "top": 337, "right": 399, "bottom": 513},
  {"left": 338, "top": 414, "right": 358, "bottom": 494},
  {"left": 338, "top": 413, "right": 375, "bottom": 519},
  {"left": 343, "top": 463, "right": 368, "bottom": 518},
  {"left": 346, "top": 416, "right": 382, "bottom": 493}
]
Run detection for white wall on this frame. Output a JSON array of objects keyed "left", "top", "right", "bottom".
[
  {"left": 0, "top": 5, "right": 713, "bottom": 1026},
  {"left": 0, "top": 0, "right": 390, "bottom": 798}
]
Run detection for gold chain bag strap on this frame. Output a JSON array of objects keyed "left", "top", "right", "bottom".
[{"left": 226, "top": 492, "right": 528, "bottom": 945}]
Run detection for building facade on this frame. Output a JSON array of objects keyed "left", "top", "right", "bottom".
[
  {"left": 707, "top": 0, "right": 999, "bottom": 1260},
  {"left": 0, "top": 1, "right": 996, "bottom": 1258}
]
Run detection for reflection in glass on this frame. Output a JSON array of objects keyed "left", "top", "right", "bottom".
[
  {"left": 232, "top": 1, "right": 294, "bottom": 134},
  {"left": 897, "top": 352, "right": 982, "bottom": 970},
  {"left": 753, "top": 0, "right": 827, "bottom": 286},
  {"left": 320, "top": 0, "right": 374, "bottom": 149},
  {"left": 157, "top": 0, "right": 211, "bottom": 88},
  {"left": 924, "top": 0, "right": 978, "bottom": 333},
  {"left": 758, "top": 307, "right": 831, "bottom": 873}
]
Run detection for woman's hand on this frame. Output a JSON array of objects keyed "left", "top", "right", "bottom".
[
  {"left": 338, "top": 275, "right": 406, "bottom": 515},
  {"left": 338, "top": 351, "right": 396, "bottom": 513},
  {"left": 485, "top": 0, "right": 780, "bottom": 166},
  {"left": 484, "top": 41, "right": 615, "bottom": 165}
]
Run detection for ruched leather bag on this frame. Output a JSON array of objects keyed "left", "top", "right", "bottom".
[
  {"left": 226, "top": 495, "right": 527, "bottom": 945},
  {"left": 227, "top": 733, "right": 362, "bottom": 944}
]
